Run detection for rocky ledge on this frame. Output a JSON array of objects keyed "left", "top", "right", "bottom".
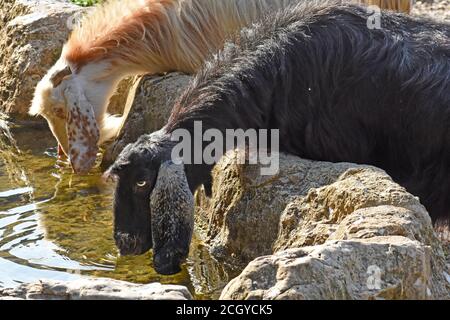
[
  {"left": 1, "top": 0, "right": 449, "bottom": 300},
  {"left": 0, "top": 278, "right": 192, "bottom": 300},
  {"left": 194, "top": 151, "right": 450, "bottom": 299}
]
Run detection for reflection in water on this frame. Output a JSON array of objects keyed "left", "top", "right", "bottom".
[{"left": 0, "top": 120, "right": 232, "bottom": 299}]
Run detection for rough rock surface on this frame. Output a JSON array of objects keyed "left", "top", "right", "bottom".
[
  {"left": 203, "top": 153, "right": 450, "bottom": 299},
  {"left": 0, "top": 278, "right": 192, "bottom": 300},
  {"left": 412, "top": 0, "right": 450, "bottom": 22},
  {"left": 194, "top": 152, "right": 363, "bottom": 265},
  {"left": 221, "top": 237, "right": 445, "bottom": 300},
  {"left": 273, "top": 167, "right": 438, "bottom": 252}
]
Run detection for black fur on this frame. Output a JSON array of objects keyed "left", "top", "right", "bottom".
[{"left": 109, "top": 1, "right": 450, "bottom": 273}]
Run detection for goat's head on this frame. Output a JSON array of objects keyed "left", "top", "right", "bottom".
[
  {"left": 30, "top": 60, "right": 73, "bottom": 157},
  {"left": 105, "top": 130, "right": 194, "bottom": 275},
  {"left": 29, "top": 59, "right": 115, "bottom": 174}
]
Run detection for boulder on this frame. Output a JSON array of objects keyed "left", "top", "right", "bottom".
[
  {"left": 194, "top": 151, "right": 363, "bottom": 266},
  {"left": 220, "top": 236, "right": 445, "bottom": 300},
  {"left": 0, "top": 278, "right": 192, "bottom": 300},
  {"left": 273, "top": 167, "right": 437, "bottom": 251},
  {"left": 412, "top": 0, "right": 450, "bottom": 22},
  {"left": 201, "top": 152, "right": 450, "bottom": 299},
  {"left": 194, "top": 150, "right": 446, "bottom": 255}
]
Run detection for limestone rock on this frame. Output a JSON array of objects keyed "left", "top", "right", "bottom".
[
  {"left": 273, "top": 167, "right": 431, "bottom": 251},
  {"left": 0, "top": 278, "right": 192, "bottom": 300},
  {"left": 194, "top": 151, "right": 449, "bottom": 299},
  {"left": 220, "top": 236, "right": 447, "bottom": 300},
  {"left": 195, "top": 151, "right": 379, "bottom": 265},
  {"left": 412, "top": 0, "right": 450, "bottom": 22}
]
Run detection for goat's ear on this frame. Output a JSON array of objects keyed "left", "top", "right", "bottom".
[
  {"left": 50, "top": 66, "right": 72, "bottom": 88},
  {"left": 63, "top": 83, "right": 99, "bottom": 174},
  {"left": 150, "top": 161, "right": 194, "bottom": 274}
]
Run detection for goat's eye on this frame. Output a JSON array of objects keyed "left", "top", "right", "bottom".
[{"left": 136, "top": 181, "right": 147, "bottom": 187}]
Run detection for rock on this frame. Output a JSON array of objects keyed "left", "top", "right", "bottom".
[
  {"left": 272, "top": 167, "right": 449, "bottom": 298},
  {"left": 101, "top": 73, "right": 192, "bottom": 168},
  {"left": 412, "top": 1, "right": 450, "bottom": 22},
  {"left": 195, "top": 151, "right": 379, "bottom": 265},
  {"left": 193, "top": 151, "right": 449, "bottom": 299},
  {"left": 0, "top": 113, "right": 23, "bottom": 183},
  {"left": 0, "top": 0, "right": 84, "bottom": 116},
  {"left": 0, "top": 278, "right": 192, "bottom": 300},
  {"left": 0, "top": 113, "right": 9, "bottom": 131},
  {"left": 108, "top": 76, "right": 140, "bottom": 115},
  {"left": 220, "top": 236, "right": 447, "bottom": 300},
  {"left": 273, "top": 167, "right": 435, "bottom": 251}
]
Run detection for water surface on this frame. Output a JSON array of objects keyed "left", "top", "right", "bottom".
[{"left": 0, "top": 121, "right": 230, "bottom": 299}]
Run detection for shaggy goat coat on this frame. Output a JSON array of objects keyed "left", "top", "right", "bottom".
[
  {"left": 109, "top": 2, "right": 449, "bottom": 273},
  {"left": 167, "top": 5, "right": 450, "bottom": 225},
  {"left": 29, "top": 0, "right": 413, "bottom": 173}
]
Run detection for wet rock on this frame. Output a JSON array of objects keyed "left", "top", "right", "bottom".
[
  {"left": 108, "top": 76, "right": 140, "bottom": 115},
  {"left": 0, "top": 278, "right": 192, "bottom": 300},
  {"left": 220, "top": 236, "right": 448, "bottom": 300},
  {"left": 0, "top": 0, "right": 84, "bottom": 116},
  {"left": 0, "top": 113, "right": 23, "bottom": 183}
]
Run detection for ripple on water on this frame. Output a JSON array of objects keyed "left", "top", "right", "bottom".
[{"left": 0, "top": 123, "right": 233, "bottom": 299}]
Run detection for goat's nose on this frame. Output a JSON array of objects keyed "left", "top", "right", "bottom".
[
  {"left": 118, "top": 245, "right": 138, "bottom": 256},
  {"left": 154, "top": 263, "right": 181, "bottom": 275}
]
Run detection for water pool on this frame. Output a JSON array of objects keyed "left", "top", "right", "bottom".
[{"left": 0, "top": 121, "right": 230, "bottom": 299}]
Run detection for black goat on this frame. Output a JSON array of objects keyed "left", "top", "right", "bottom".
[{"left": 107, "top": 1, "right": 450, "bottom": 274}]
